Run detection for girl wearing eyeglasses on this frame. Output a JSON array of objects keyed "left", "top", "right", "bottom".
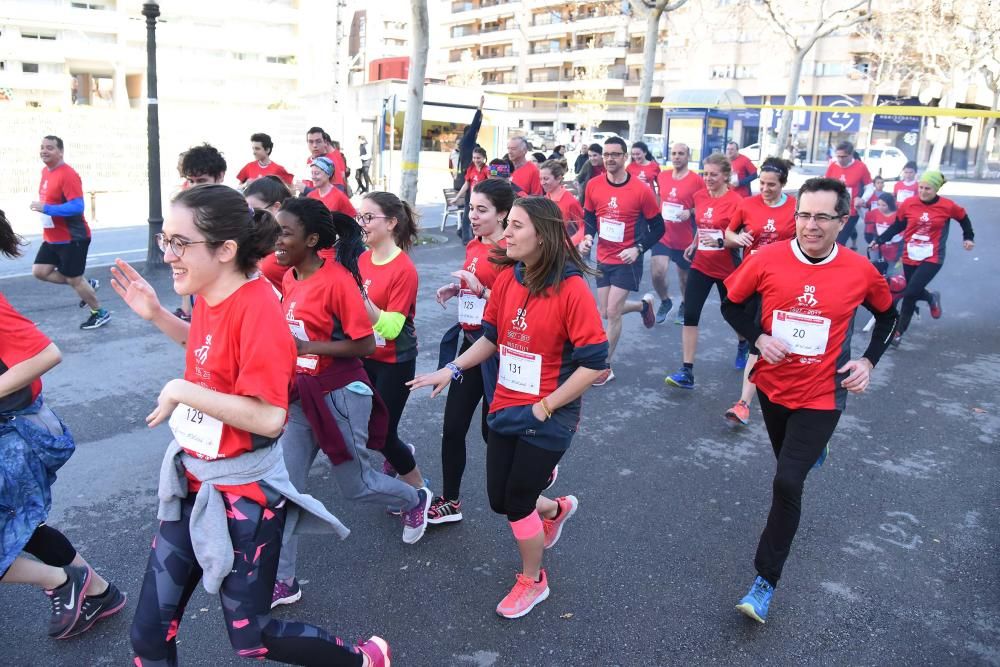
[
  {"left": 111, "top": 184, "right": 390, "bottom": 666},
  {"left": 357, "top": 192, "right": 434, "bottom": 519},
  {"left": 244, "top": 175, "right": 293, "bottom": 287}
]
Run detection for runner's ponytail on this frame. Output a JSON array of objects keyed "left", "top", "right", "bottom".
[{"left": 0, "top": 209, "right": 26, "bottom": 258}]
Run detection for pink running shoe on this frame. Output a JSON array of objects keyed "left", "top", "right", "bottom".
[
  {"left": 358, "top": 636, "right": 392, "bottom": 666},
  {"left": 543, "top": 495, "right": 578, "bottom": 549},
  {"left": 496, "top": 570, "right": 550, "bottom": 619}
]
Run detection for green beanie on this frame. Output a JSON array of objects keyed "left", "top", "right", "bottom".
[{"left": 920, "top": 170, "right": 946, "bottom": 190}]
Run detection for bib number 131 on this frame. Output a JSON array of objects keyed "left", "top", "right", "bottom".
[{"left": 498, "top": 344, "right": 542, "bottom": 395}]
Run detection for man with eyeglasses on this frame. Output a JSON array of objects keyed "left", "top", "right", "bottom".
[
  {"left": 507, "top": 135, "right": 543, "bottom": 196},
  {"left": 824, "top": 140, "right": 872, "bottom": 249},
  {"left": 720, "top": 177, "right": 897, "bottom": 625},
  {"left": 582, "top": 137, "right": 664, "bottom": 386}
]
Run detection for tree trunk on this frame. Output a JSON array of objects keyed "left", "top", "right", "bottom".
[
  {"left": 399, "top": 0, "right": 428, "bottom": 205},
  {"left": 774, "top": 50, "right": 805, "bottom": 158},
  {"left": 973, "top": 88, "right": 999, "bottom": 179},
  {"left": 629, "top": 8, "right": 663, "bottom": 143}
]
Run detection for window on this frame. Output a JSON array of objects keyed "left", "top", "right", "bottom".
[
  {"left": 815, "top": 61, "right": 848, "bottom": 77},
  {"left": 266, "top": 55, "right": 295, "bottom": 64},
  {"left": 533, "top": 10, "right": 562, "bottom": 25},
  {"left": 451, "top": 24, "right": 475, "bottom": 38},
  {"left": 854, "top": 61, "right": 871, "bottom": 76},
  {"left": 21, "top": 32, "right": 57, "bottom": 40},
  {"left": 23, "top": 62, "right": 40, "bottom": 73},
  {"left": 735, "top": 64, "right": 756, "bottom": 79},
  {"left": 710, "top": 64, "right": 734, "bottom": 79},
  {"left": 71, "top": 2, "right": 107, "bottom": 8}
]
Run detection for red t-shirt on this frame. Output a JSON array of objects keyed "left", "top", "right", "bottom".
[
  {"left": 893, "top": 180, "right": 918, "bottom": 206},
  {"left": 464, "top": 164, "right": 489, "bottom": 190},
  {"left": 727, "top": 194, "right": 797, "bottom": 255},
  {"left": 824, "top": 160, "right": 873, "bottom": 215},
  {"left": 307, "top": 187, "right": 357, "bottom": 218},
  {"left": 655, "top": 170, "right": 705, "bottom": 249},
  {"left": 484, "top": 270, "right": 607, "bottom": 413},
  {"left": 548, "top": 188, "right": 585, "bottom": 245},
  {"left": 725, "top": 240, "right": 892, "bottom": 411},
  {"left": 38, "top": 163, "right": 90, "bottom": 243},
  {"left": 584, "top": 174, "right": 660, "bottom": 265},
  {"left": 236, "top": 160, "right": 294, "bottom": 185},
  {"left": 183, "top": 278, "right": 296, "bottom": 503},
  {"left": 0, "top": 293, "right": 51, "bottom": 412},
  {"left": 690, "top": 189, "right": 743, "bottom": 279},
  {"left": 626, "top": 161, "right": 660, "bottom": 193},
  {"left": 359, "top": 249, "right": 418, "bottom": 364},
  {"left": 730, "top": 154, "right": 758, "bottom": 198},
  {"left": 866, "top": 209, "right": 902, "bottom": 262},
  {"left": 281, "top": 259, "right": 373, "bottom": 375},
  {"left": 511, "top": 161, "right": 543, "bottom": 196},
  {"left": 258, "top": 253, "right": 291, "bottom": 287},
  {"left": 458, "top": 237, "right": 507, "bottom": 330},
  {"left": 895, "top": 196, "right": 968, "bottom": 266},
  {"left": 303, "top": 150, "right": 346, "bottom": 188}
]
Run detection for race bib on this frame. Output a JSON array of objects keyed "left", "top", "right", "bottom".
[
  {"left": 599, "top": 217, "right": 625, "bottom": 243},
  {"left": 458, "top": 289, "right": 486, "bottom": 326},
  {"left": 771, "top": 310, "right": 831, "bottom": 357},
  {"left": 40, "top": 213, "right": 54, "bottom": 229},
  {"left": 169, "top": 403, "right": 224, "bottom": 459},
  {"left": 896, "top": 190, "right": 913, "bottom": 203},
  {"left": 498, "top": 344, "right": 542, "bottom": 396},
  {"left": 287, "top": 318, "right": 308, "bottom": 341},
  {"left": 374, "top": 331, "right": 386, "bottom": 347},
  {"left": 662, "top": 202, "right": 684, "bottom": 223},
  {"left": 697, "top": 228, "right": 724, "bottom": 251},
  {"left": 287, "top": 319, "right": 318, "bottom": 370},
  {"left": 907, "top": 234, "right": 933, "bottom": 261},
  {"left": 875, "top": 222, "right": 892, "bottom": 236}
]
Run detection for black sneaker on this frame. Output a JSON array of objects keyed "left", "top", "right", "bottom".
[
  {"left": 427, "top": 496, "right": 463, "bottom": 525},
  {"left": 79, "top": 278, "right": 99, "bottom": 308},
  {"left": 63, "top": 582, "right": 127, "bottom": 638},
  {"left": 45, "top": 565, "right": 92, "bottom": 639},
  {"left": 80, "top": 309, "right": 111, "bottom": 330}
]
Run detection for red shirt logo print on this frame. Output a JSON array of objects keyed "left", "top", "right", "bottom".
[
  {"left": 764, "top": 218, "right": 776, "bottom": 233},
  {"left": 511, "top": 307, "right": 528, "bottom": 331},
  {"left": 796, "top": 285, "right": 819, "bottom": 308},
  {"left": 194, "top": 334, "right": 212, "bottom": 365}
]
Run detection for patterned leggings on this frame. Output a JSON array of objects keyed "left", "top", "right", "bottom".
[{"left": 130, "top": 493, "right": 362, "bottom": 667}]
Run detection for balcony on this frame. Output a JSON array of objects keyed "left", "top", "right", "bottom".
[{"left": 444, "top": 0, "right": 517, "bottom": 24}]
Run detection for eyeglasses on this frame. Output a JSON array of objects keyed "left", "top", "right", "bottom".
[
  {"left": 355, "top": 213, "right": 391, "bottom": 225},
  {"left": 794, "top": 212, "right": 843, "bottom": 223},
  {"left": 155, "top": 232, "right": 212, "bottom": 257},
  {"left": 603, "top": 152, "right": 625, "bottom": 159}
]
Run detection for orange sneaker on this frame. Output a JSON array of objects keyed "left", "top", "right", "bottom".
[
  {"left": 543, "top": 495, "right": 578, "bottom": 549},
  {"left": 725, "top": 400, "right": 751, "bottom": 426},
  {"left": 496, "top": 570, "right": 550, "bottom": 619}
]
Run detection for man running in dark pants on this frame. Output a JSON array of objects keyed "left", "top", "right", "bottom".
[
  {"left": 721, "top": 177, "right": 897, "bottom": 624},
  {"left": 30, "top": 135, "right": 110, "bottom": 330}
]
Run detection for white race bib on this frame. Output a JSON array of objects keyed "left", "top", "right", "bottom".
[
  {"left": 599, "top": 217, "right": 625, "bottom": 243},
  {"left": 40, "top": 213, "right": 54, "bottom": 229},
  {"left": 169, "top": 403, "right": 224, "bottom": 459},
  {"left": 697, "top": 228, "right": 724, "bottom": 251},
  {"left": 287, "top": 319, "right": 319, "bottom": 370},
  {"left": 374, "top": 331, "right": 386, "bottom": 347},
  {"left": 896, "top": 190, "right": 913, "bottom": 203},
  {"left": 662, "top": 202, "right": 684, "bottom": 223},
  {"left": 458, "top": 289, "right": 487, "bottom": 326},
  {"left": 287, "top": 318, "right": 308, "bottom": 341},
  {"left": 498, "top": 344, "right": 542, "bottom": 396},
  {"left": 907, "top": 234, "right": 933, "bottom": 261},
  {"left": 771, "top": 310, "right": 831, "bottom": 357}
]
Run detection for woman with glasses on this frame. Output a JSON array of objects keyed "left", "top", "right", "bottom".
[
  {"left": 111, "top": 184, "right": 390, "bottom": 666},
  {"left": 722, "top": 157, "right": 797, "bottom": 426},
  {"left": 306, "top": 156, "right": 356, "bottom": 219},
  {"left": 244, "top": 175, "right": 293, "bottom": 287},
  {"left": 356, "top": 192, "right": 433, "bottom": 521}
]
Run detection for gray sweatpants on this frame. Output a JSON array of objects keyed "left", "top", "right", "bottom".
[{"left": 276, "top": 389, "right": 419, "bottom": 582}]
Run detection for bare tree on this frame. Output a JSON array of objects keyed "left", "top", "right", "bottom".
[
  {"left": 971, "top": 2, "right": 1000, "bottom": 177},
  {"left": 399, "top": 0, "right": 428, "bottom": 205},
  {"left": 627, "top": 0, "right": 688, "bottom": 143},
  {"left": 753, "top": 0, "right": 872, "bottom": 157},
  {"left": 973, "top": 60, "right": 1000, "bottom": 178},
  {"left": 571, "top": 52, "right": 610, "bottom": 133}
]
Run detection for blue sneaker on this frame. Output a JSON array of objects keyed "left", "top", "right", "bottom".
[
  {"left": 664, "top": 367, "right": 694, "bottom": 390},
  {"left": 734, "top": 340, "right": 750, "bottom": 369},
  {"left": 655, "top": 298, "right": 673, "bottom": 325},
  {"left": 736, "top": 575, "right": 774, "bottom": 624},
  {"left": 674, "top": 302, "right": 685, "bottom": 325},
  {"left": 813, "top": 445, "right": 829, "bottom": 469}
]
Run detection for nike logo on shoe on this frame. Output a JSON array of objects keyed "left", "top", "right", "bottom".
[{"left": 64, "top": 583, "right": 76, "bottom": 610}]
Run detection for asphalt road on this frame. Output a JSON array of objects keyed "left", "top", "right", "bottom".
[{"left": 0, "top": 195, "right": 997, "bottom": 666}]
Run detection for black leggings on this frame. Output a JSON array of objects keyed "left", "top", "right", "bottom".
[
  {"left": 364, "top": 357, "right": 418, "bottom": 477},
  {"left": 836, "top": 214, "right": 860, "bottom": 246},
  {"left": 683, "top": 268, "right": 728, "bottom": 327},
  {"left": 898, "top": 262, "right": 942, "bottom": 334},
  {"left": 753, "top": 390, "right": 841, "bottom": 587},
  {"left": 441, "top": 337, "right": 489, "bottom": 500},
  {"left": 131, "top": 494, "right": 362, "bottom": 667},
  {"left": 486, "top": 429, "right": 564, "bottom": 523},
  {"left": 0, "top": 524, "right": 78, "bottom": 578}
]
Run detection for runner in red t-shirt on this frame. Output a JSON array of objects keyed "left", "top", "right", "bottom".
[
  {"left": 824, "top": 141, "right": 872, "bottom": 247},
  {"left": 449, "top": 146, "right": 489, "bottom": 207},
  {"left": 865, "top": 193, "right": 902, "bottom": 268},
  {"left": 726, "top": 141, "right": 759, "bottom": 198},
  {"left": 722, "top": 157, "right": 798, "bottom": 425},
  {"left": 664, "top": 154, "right": 745, "bottom": 390},
  {"left": 109, "top": 183, "right": 389, "bottom": 664},
  {"left": 410, "top": 196, "right": 608, "bottom": 620},
  {"left": 428, "top": 178, "right": 516, "bottom": 524},
  {"left": 306, "top": 157, "right": 357, "bottom": 218},
  {"left": 507, "top": 136, "right": 543, "bottom": 195},
  {"left": 236, "top": 133, "right": 294, "bottom": 186},
  {"left": 893, "top": 160, "right": 919, "bottom": 206},
  {"left": 653, "top": 143, "right": 705, "bottom": 325},
  {"left": 303, "top": 127, "right": 346, "bottom": 190},
  {"left": 721, "top": 176, "right": 897, "bottom": 625},
  {"left": 627, "top": 141, "right": 661, "bottom": 195},
  {"left": 243, "top": 175, "right": 294, "bottom": 288},
  {"left": 582, "top": 137, "right": 664, "bottom": 385},
  {"left": 873, "top": 170, "right": 975, "bottom": 345},
  {"left": 540, "top": 159, "right": 586, "bottom": 246}
]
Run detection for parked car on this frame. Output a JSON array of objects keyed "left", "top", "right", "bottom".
[
  {"left": 642, "top": 133, "right": 666, "bottom": 162},
  {"left": 739, "top": 143, "right": 762, "bottom": 161},
  {"left": 859, "top": 145, "right": 908, "bottom": 179},
  {"left": 590, "top": 131, "right": 621, "bottom": 145}
]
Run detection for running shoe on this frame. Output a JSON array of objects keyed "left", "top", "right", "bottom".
[
  {"left": 674, "top": 301, "right": 685, "bottom": 325},
  {"left": 591, "top": 367, "right": 615, "bottom": 386},
  {"left": 929, "top": 291, "right": 942, "bottom": 319},
  {"left": 496, "top": 570, "right": 550, "bottom": 619},
  {"left": 80, "top": 309, "right": 111, "bottom": 330},
  {"left": 427, "top": 497, "right": 463, "bottom": 525},
  {"left": 358, "top": 636, "right": 392, "bottom": 667},
  {"left": 725, "top": 400, "right": 751, "bottom": 426},
  {"left": 401, "top": 487, "right": 431, "bottom": 544},
  {"left": 544, "top": 464, "right": 559, "bottom": 491},
  {"left": 63, "top": 583, "right": 127, "bottom": 638},
  {"left": 640, "top": 292, "right": 656, "bottom": 329},
  {"left": 664, "top": 367, "right": 694, "bottom": 390},
  {"left": 813, "top": 445, "right": 829, "bottom": 469},
  {"left": 79, "top": 278, "right": 99, "bottom": 308},
  {"left": 172, "top": 307, "right": 191, "bottom": 323},
  {"left": 736, "top": 575, "right": 774, "bottom": 624},
  {"left": 734, "top": 340, "right": 750, "bottom": 370},
  {"left": 890, "top": 331, "right": 902, "bottom": 348},
  {"left": 655, "top": 297, "right": 673, "bottom": 325},
  {"left": 45, "top": 564, "right": 92, "bottom": 639},
  {"left": 271, "top": 578, "right": 302, "bottom": 608},
  {"left": 543, "top": 495, "right": 578, "bottom": 550},
  {"left": 383, "top": 443, "right": 416, "bottom": 478}
]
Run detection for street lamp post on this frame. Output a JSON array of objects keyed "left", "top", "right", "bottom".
[{"left": 142, "top": 2, "right": 163, "bottom": 267}]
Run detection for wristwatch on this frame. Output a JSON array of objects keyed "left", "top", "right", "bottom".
[{"left": 635, "top": 243, "right": 645, "bottom": 254}]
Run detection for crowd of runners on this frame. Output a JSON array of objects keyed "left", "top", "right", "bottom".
[{"left": 0, "top": 122, "right": 976, "bottom": 665}]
